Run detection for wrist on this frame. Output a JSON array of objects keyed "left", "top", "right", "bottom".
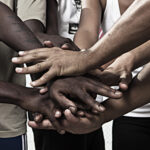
[{"left": 80, "top": 49, "right": 100, "bottom": 71}]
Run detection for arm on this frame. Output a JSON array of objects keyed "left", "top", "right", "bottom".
[
  {"left": 0, "top": 2, "right": 43, "bottom": 51},
  {"left": 46, "top": 0, "right": 58, "bottom": 35},
  {"left": 89, "top": 40, "right": 150, "bottom": 90},
  {"left": 12, "top": 0, "right": 150, "bottom": 86},
  {"left": 100, "top": 63, "right": 150, "bottom": 123},
  {"left": 29, "top": 63, "right": 150, "bottom": 134},
  {"left": 74, "top": 0, "right": 101, "bottom": 49}
]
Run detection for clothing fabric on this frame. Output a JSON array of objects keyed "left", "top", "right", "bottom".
[
  {"left": 0, "top": 0, "right": 46, "bottom": 26},
  {"left": 56, "top": 0, "right": 82, "bottom": 40},
  {"left": 0, "top": 134, "right": 27, "bottom": 150},
  {"left": 101, "top": 0, "right": 150, "bottom": 118},
  {"left": 33, "top": 129, "right": 104, "bottom": 150},
  {"left": 113, "top": 116, "right": 150, "bottom": 150},
  {"left": 0, "top": 0, "right": 46, "bottom": 138}
]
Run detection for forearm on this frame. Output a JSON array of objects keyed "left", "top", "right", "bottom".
[
  {"left": 74, "top": 0, "right": 101, "bottom": 49},
  {"left": 88, "top": 0, "right": 150, "bottom": 68},
  {"left": 46, "top": 0, "right": 58, "bottom": 35},
  {"left": 128, "top": 41, "right": 150, "bottom": 70},
  {"left": 0, "top": 2, "right": 43, "bottom": 51},
  {"left": 74, "top": 29, "right": 99, "bottom": 49},
  {"left": 100, "top": 63, "right": 150, "bottom": 124},
  {"left": 0, "top": 81, "right": 27, "bottom": 106},
  {"left": 24, "top": 19, "right": 45, "bottom": 34}
]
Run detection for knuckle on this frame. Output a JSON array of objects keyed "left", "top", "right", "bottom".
[
  {"left": 32, "top": 52, "right": 38, "bottom": 58},
  {"left": 42, "top": 74, "right": 49, "bottom": 81},
  {"left": 36, "top": 63, "right": 42, "bottom": 71},
  {"left": 23, "top": 67, "right": 28, "bottom": 72}
]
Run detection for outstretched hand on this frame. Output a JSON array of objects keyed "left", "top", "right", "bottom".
[
  {"left": 49, "top": 76, "right": 122, "bottom": 113},
  {"left": 12, "top": 47, "right": 91, "bottom": 87}
]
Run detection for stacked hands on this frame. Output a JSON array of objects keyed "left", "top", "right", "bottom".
[{"left": 12, "top": 35, "right": 132, "bottom": 134}]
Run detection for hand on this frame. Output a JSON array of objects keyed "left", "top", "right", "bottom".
[
  {"left": 49, "top": 76, "right": 122, "bottom": 113},
  {"left": 88, "top": 56, "right": 132, "bottom": 91},
  {"left": 36, "top": 33, "right": 80, "bottom": 51},
  {"left": 12, "top": 48, "right": 92, "bottom": 86},
  {"left": 19, "top": 87, "right": 64, "bottom": 132},
  {"left": 29, "top": 109, "right": 103, "bottom": 134}
]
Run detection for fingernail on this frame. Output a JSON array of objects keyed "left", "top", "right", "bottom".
[
  {"left": 40, "top": 88, "right": 48, "bottom": 94},
  {"left": 99, "top": 106, "right": 105, "bottom": 111},
  {"left": 31, "top": 82, "right": 36, "bottom": 86},
  {"left": 12, "top": 57, "right": 18, "bottom": 62},
  {"left": 115, "top": 91, "right": 122, "bottom": 95},
  {"left": 16, "top": 67, "right": 23, "bottom": 73},
  {"left": 93, "top": 110, "right": 99, "bottom": 114},
  {"left": 69, "top": 107, "right": 77, "bottom": 114},
  {"left": 55, "top": 111, "right": 61, "bottom": 118},
  {"left": 19, "top": 51, "right": 25, "bottom": 56},
  {"left": 59, "top": 130, "right": 65, "bottom": 135}
]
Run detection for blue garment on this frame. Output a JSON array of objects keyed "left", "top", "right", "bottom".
[{"left": 0, "top": 135, "right": 27, "bottom": 150}]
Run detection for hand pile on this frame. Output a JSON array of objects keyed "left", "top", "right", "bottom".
[{"left": 12, "top": 34, "right": 132, "bottom": 134}]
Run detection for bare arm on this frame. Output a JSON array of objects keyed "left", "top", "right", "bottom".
[
  {"left": 12, "top": 0, "right": 150, "bottom": 85},
  {"left": 0, "top": 2, "right": 43, "bottom": 51},
  {"left": 0, "top": 2, "right": 44, "bottom": 102},
  {"left": 100, "top": 63, "right": 150, "bottom": 124},
  {"left": 88, "top": 0, "right": 150, "bottom": 67},
  {"left": 74, "top": 0, "right": 101, "bottom": 49},
  {"left": 28, "top": 63, "right": 150, "bottom": 134},
  {"left": 46, "top": 0, "right": 58, "bottom": 35}
]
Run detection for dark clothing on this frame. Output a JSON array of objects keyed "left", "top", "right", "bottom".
[
  {"left": 113, "top": 116, "right": 150, "bottom": 150},
  {"left": 33, "top": 128, "right": 105, "bottom": 150}
]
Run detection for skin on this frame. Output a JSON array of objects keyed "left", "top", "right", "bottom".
[
  {"left": 49, "top": 76, "right": 122, "bottom": 112},
  {"left": 24, "top": 20, "right": 122, "bottom": 115},
  {"left": 12, "top": 0, "right": 150, "bottom": 86},
  {"left": 29, "top": 63, "right": 150, "bottom": 134},
  {"left": 24, "top": 0, "right": 123, "bottom": 113},
  {"left": 0, "top": 81, "right": 59, "bottom": 119},
  {"left": 0, "top": 2, "right": 64, "bottom": 130},
  {"left": 26, "top": 0, "right": 150, "bottom": 134},
  {"left": 0, "top": 2, "right": 122, "bottom": 133}
]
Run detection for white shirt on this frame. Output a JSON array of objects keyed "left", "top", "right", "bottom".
[{"left": 101, "top": 0, "right": 150, "bottom": 118}]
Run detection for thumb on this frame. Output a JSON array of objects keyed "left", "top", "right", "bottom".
[
  {"left": 119, "top": 72, "right": 132, "bottom": 91},
  {"left": 61, "top": 43, "right": 70, "bottom": 50},
  {"left": 44, "top": 41, "right": 54, "bottom": 48}
]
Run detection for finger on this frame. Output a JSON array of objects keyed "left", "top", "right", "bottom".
[
  {"left": 89, "top": 82, "right": 122, "bottom": 99},
  {"left": 61, "top": 43, "right": 70, "bottom": 50},
  {"left": 88, "top": 69, "right": 103, "bottom": 78},
  {"left": 50, "top": 91, "right": 77, "bottom": 113},
  {"left": 49, "top": 114, "right": 63, "bottom": 133},
  {"left": 34, "top": 114, "right": 43, "bottom": 123},
  {"left": 31, "top": 69, "right": 57, "bottom": 87},
  {"left": 119, "top": 74, "right": 132, "bottom": 91},
  {"left": 119, "top": 78, "right": 129, "bottom": 91},
  {"left": 44, "top": 41, "right": 54, "bottom": 48},
  {"left": 61, "top": 43, "right": 80, "bottom": 51},
  {"left": 15, "top": 62, "right": 48, "bottom": 74},
  {"left": 28, "top": 120, "right": 55, "bottom": 130},
  {"left": 46, "top": 103, "right": 64, "bottom": 132},
  {"left": 18, "top": 48, "right": 49, "bottom": 56},
  {"left": 64, "top": 109, "right": 79, "bottom": 123},
  {"left": 55, "top": 110, "right": 62, "bottom": 118},
  {"left": 84, "top": 111, "right": 95, "bottom": 119},
  {"left": 40, "top": 87, "right": 48, "bottom": 94},
  {"left": 58, "top": 130, "right": 66, "bottom": 135},
  {"left": 77, "top": 91, "right": 105, "bottom": 112},
  {"left": 12, "top": 52, "right": 48, "bottom": 65},
  {"left": 77, "top": 110, "right": 85, "bottom": 117}
]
